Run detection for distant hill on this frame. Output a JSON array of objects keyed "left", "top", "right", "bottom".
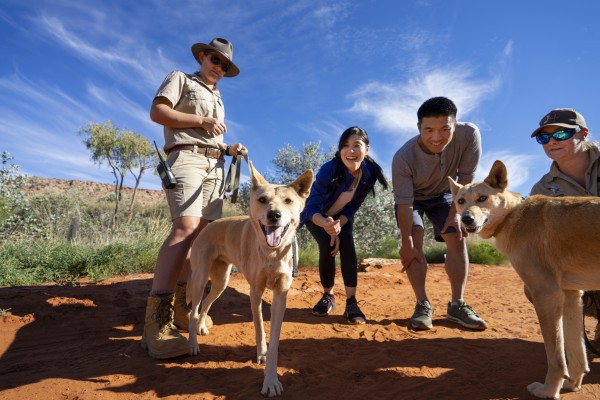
[{"left": 22, "top": 176, "right": 165, "bottom": 206}]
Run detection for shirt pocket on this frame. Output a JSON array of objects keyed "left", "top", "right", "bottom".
[{"left": 181, "top": 88, "right": 212, "bottom": 116}]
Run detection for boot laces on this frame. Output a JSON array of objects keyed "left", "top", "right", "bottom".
[{"left": 154, "top": 296, "right": 177, "bottom": 333}]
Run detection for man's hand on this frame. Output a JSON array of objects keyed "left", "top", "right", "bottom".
[
  {"left": 442, "top": 209, "right": 467, "bottom": 240},
  {"left": 399, "top": 243, "right": 424, "bottom": 272}
]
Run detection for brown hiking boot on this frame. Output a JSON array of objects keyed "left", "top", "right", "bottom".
[
  {"left": 140, "top": 294, "right": 189, "bottom": 359},
  {"left": 173, "top": 282, "right": 213, "bottom": 331}
]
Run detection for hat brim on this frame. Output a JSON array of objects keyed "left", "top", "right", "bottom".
[
  {"left": 530, "top": 122, "right": 580, "bottom": 137},
  {"left": 191, "top": 43, "right": 240, "bottom": 78}
]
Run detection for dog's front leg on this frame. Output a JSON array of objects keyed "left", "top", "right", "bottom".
[
  {"left": 527, "top": 290, "right": 567, "bottom": 400},
  {"left": 249, "top": 287, "right": 267, "bottom": 364},
  {"left": 562, "top": 289, "right": 588, "bottom": 392},
  {"left": 260, "top": 289, "right": 287, "bottom": 397}
]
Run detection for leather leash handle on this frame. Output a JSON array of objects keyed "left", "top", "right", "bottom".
[{"left": 225, "top": 150, "right": 249, "bottom": 203}]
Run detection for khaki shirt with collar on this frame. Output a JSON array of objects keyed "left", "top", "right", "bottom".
[
  {"left": 154, "top": 71, "right": 226, "bottom": 152},
  {"left": 530, "top": 144, "right": 600, "bottom": 197}
]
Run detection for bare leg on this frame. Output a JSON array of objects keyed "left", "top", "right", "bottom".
[
  {"left": 405, "top": 227, "right": 428, "bottom": 301},
  {"left": 151, "top": 216, "right": 207, "bottom": 294},
  {"left": 441, "top": 232, "right": 467, "bottom": 302}
]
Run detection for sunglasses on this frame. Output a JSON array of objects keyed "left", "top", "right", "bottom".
[
  {"left": 535, "top": 128, "right": 578, "bottom": 145},
  {"left": 206, "top": 53, "right": 230, "bottom": 73}
]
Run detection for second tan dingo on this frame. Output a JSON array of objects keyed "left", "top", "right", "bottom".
[{"left": 449, "top": 160, "right": 600, "bottom": 400}]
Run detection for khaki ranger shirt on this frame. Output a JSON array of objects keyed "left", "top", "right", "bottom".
[
  {"left": 530, "top": 145, "right": 600, "bottom": 197},
  {"left": 154, "top": 71, "right": 226, "bottom": 153}
]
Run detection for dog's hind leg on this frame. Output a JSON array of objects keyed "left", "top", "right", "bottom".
[
  {"left": 563, "top": 289, "right": 588, "bottom": 392},
  {"left": 260, "top": 289, "right": 287, "bottom": 397},
  {"left": 197, "top": 260, "right": 232, "bottom": 335},
  {"left": 527, "top": 288, "right": 566, "bottom": 400},
  {"left": 249, "top": 286, "right": 267, "bottom": 365},
  {"left": 188, "top": 261, "right": 210, "bottom": 355}
]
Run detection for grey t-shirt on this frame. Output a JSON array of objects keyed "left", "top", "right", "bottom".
[{"left": 392, "top": 122, "right": 482, "bottom": 204}]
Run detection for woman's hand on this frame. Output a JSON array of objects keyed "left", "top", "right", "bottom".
[
  {"left": 322, "top": 216, "right": 341, "bottom": 236},
  {"left": 330, "top": 235, "right": 340, "bottom": 256},
  {"left": 227, "top": 143, "right": 247, "bottom": 156},
  {"left": 200, "top": 117, "right": 227, "bottom": 135}
]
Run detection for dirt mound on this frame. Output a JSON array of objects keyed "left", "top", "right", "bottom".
[
  {"left": 22, "top": 176, "right": 165, "bottom": 205},
  {"left": 1, "top": 263, "right": 600, "bottom": 399}
]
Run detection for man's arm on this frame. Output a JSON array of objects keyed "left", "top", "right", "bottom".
[{"left": 396, "top": 203, "right": 424, "bottom": 271}]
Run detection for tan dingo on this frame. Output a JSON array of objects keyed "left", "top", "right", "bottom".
[
  {"left": 449, "top": 160, "right": 600, "bottom": 400},
  {"left": 187, "top": 161, "right": 313, "bottom": 397}
]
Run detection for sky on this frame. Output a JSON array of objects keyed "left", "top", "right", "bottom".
[{"left": 1, "top": 0, "right": 599, "bottom": 194}]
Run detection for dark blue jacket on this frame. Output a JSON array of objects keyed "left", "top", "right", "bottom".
[{"left": 300, "top": 158, "right": 377, "bottom": 226}]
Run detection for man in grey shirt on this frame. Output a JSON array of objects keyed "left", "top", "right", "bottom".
[{"left": 392, "top": 97, "right": 487, "bottom": 331}]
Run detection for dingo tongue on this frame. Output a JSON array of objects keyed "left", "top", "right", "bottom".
[{"left": 265, "top": 225, "right": 283, "bottom": 247}]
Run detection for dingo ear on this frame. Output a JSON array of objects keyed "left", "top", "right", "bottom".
[
  {"left": 289, "top": 169, "right": 314, "bottom": 199},
  {"left": 448, "top": 176, "right": 462, "bottom": 198},
  {"left": 484, "top": 160, "right": 508, "bottom": 190},
  {"left": 249, "top": 161, "right": 268, "bottom": 190}
]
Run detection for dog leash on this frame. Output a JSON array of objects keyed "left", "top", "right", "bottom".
[{"left": 225, "top": 149, "right": 249, "bottom": 203}]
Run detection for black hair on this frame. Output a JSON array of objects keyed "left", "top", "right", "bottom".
[
  {"left": 417, "top": 97, "right": 458, "bottom": 123},
  {"left": 332, "top": 126, "right": 389, "bottom": 195}
]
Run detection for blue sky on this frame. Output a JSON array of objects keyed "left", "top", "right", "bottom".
[{"left": 1, "top": 0, "right": 598, "bottom": 194}]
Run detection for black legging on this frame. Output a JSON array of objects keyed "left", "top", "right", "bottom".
[{"left": 305, "top": 218, "right": 358, "bottom": 288}]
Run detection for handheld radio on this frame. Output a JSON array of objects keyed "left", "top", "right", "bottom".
[{"left": 154, "top": 141, "right": 177, "bottom": 189}]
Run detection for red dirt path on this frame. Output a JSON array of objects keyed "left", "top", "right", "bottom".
[{"left": 2, "top": 262, "right": 600, "bottom": 399}]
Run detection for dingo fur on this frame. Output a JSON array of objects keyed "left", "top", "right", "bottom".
[
  {"left": 187, "top": 161, "right": 313, "bottom": 397},
  {"left": 449, "top": 160, "right": 600, "bottom": 399}
]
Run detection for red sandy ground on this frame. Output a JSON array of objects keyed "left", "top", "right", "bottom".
[{"left": 2, "top": 262, "right": 600, "bottom": 400}]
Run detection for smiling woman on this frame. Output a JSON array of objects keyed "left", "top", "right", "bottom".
[{"left": 299, "top": 126, "right": 388, "bottom": 325}]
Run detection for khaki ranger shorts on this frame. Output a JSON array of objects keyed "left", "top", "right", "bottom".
[{"left": 164, "top": 150, "right": 225, "bottom": 221}]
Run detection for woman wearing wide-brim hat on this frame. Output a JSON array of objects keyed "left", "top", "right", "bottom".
[{"left": 142, "top": 37, "right": 247, "bottom": 359}]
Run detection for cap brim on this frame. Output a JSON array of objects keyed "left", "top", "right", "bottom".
[
  {"left": 530, "top": 123, "right": 580, "bottom": 137},
  {"left": 191, "top": 43, "right": 240, "bottom": 78}
]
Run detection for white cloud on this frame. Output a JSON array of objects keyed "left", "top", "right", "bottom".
[
  {"left": 476, "top": 150, "right": 540, "bottom": 193},
  {"left": 348, "top": 65, "right": 500, "bottom": 138}
]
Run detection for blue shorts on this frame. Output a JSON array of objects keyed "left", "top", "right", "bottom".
[{"left": 396, "top": 192, "right": 456, "bottom": 242}]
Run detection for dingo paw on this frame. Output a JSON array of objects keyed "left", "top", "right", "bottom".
[
  {"left": 189, "top": 340, "right": 200, "bottom": 356},
  {"left": 261, "top": 375, "right": 283, "bottom": 397},
  {"left": 562, "top": 376, "right": 582, "bottom": 392},
  {"left": 256, "top": 354, "right": 266, "bottom": 364},
  {"left": 199, "top": 325, "right": 210, "bottom": 335},
  {"left": 527, "top": 382, "right": 559, "bottom": 399}
]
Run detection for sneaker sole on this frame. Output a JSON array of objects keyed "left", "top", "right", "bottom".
[
  {"left": 445, "top": 314, "right": 487, "bottom": 330},
  {"left": 312, "top": 305, "right": 335, "bottom": 316},
  {"left": 410, "top": 321, "right": 433, "bottom": 330},
  {"left": 345, "top": 314, "right": 366, "bottom": 324}
]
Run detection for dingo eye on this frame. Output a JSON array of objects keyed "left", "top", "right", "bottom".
[
  {"left": 477, "top": 196, "right": 488, "bottom": 202},
  {"left": 457, "top": 198, "right": 465, "bottom": 205},
  {"left": 258, "top": 197, "right": 267, "bottom": 204},
  {"left": 284, "top": 198, "right": 292, "bottom": 204}
]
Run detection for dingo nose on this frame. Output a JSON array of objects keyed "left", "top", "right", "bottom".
[
  {"left": 461, "top": 215, "right": 475, "bottom": 225},
  {"left": 267, "top": 210, "right": 281, "bottom": 222}
]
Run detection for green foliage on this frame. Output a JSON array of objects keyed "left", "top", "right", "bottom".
[
  {"left": 0, "top": 238, "right": 161, "bottom": 286},
  {"left": 353, "top": 186, "right": 397, "bottom": 256},
  {"left": 467, "top": 239, "right": 508, "bottom": 265},
  {"left": 0, "top": 152, "right": 39, "bottom": 240},
  {"left": 78, "top": 121, "right": 155, "bottom": 231}
]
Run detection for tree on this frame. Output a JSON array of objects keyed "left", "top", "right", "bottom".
[
  {"left": 119, "top": 130, "right": 156, "bottom": 222},
  {"left": 79, "top": 121, "right": 154, "bottom": 232}
]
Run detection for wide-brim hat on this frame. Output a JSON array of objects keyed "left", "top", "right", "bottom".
[
  {"left": 191, "top": 37, "right": 240, "bottom": 78},
  {"left": 530, "top": 108, "right": 587, "bottom": 137}
]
